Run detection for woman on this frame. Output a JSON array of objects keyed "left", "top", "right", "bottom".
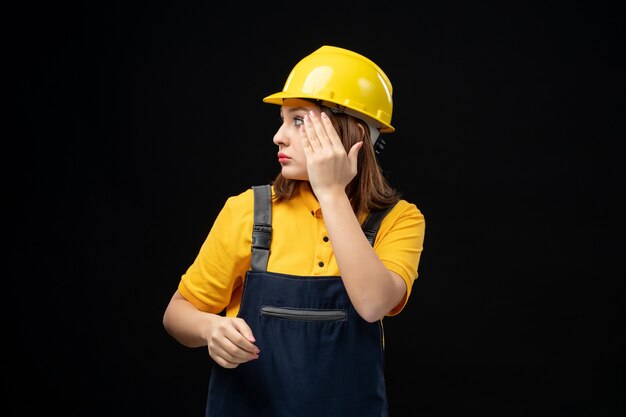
[{"left": 163, "top": 45, "right": 426, "bottom": 417}]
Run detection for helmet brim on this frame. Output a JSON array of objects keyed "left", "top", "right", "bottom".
[{"left": 262, "top": 92, "right": 395, "bottom": 134}]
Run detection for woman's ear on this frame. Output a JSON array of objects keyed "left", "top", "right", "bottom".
[{"left": 356, "top": 123, "right": 366, "bottom": 140}]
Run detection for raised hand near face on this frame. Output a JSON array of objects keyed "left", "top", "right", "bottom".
[{"left": 300, "top": 110, "right": 363, "bottom": 200}]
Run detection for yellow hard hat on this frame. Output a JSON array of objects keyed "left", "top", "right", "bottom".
[{"left": 263, "top": 45, "right": 395, "bottom": 133}]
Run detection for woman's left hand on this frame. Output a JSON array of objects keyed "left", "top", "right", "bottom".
[{"left": 301, "top": 110, "right": 363, "bottom": 200}]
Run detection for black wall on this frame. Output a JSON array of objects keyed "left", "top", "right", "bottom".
[{"left": 11, "top": 2, "right": 624, "bottom": 416}]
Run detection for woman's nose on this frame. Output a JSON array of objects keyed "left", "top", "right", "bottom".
[{"left": 273, "top": 124, "right": 289, "bottom": 146}]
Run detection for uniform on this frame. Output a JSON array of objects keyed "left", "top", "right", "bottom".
[{"left": 179, "top": 183, "right": 425, "bottom": 417}]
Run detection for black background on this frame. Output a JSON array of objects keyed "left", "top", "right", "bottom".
[{"left": 10, "top": 1, "right": 625, "bottom": 416}]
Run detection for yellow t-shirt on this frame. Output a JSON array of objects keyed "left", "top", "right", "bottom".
[{"left": 179, "top": 182, "right": 425, "bottom": 317}]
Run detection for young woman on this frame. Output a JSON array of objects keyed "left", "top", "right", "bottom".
[{"left": 163, "top": 45, "right": 426, "bottom": 417}]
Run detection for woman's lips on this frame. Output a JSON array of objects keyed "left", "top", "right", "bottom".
[{"left": 277, "top": 153, "right": 291, "bottom": 163}]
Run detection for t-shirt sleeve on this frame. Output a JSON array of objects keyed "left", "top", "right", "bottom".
[
  {"left": 178, "top": 190, "right": 254, "bottom": 314},
  {"left": 374, "top": 200, "right": 426, "bottom": 316}
]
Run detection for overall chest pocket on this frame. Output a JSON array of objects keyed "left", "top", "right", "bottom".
[{"left": 260, "top": 305, "right": 346, "bottom": 321}]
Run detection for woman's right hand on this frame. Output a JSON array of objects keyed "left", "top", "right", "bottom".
[
  {"left": 163, "top": 291, "right": 260, "bottom": 369},
  {"left": 206, "top": 315, "right": 260, "bottom": 368}
]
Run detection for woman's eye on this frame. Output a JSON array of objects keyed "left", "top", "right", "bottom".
[{"left": 294, "top": 117, "right": 304, "bottom": 127}]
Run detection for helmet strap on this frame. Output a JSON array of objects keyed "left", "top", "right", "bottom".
[
  {"left": 367, "top": 124, "right": 381, "bottom": 145},
  {"left": 373, "top": 135, "right": 386, "bottom": 156}
]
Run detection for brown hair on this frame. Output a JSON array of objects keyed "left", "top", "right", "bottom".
[{"left": 272, "top": 104, "right": 401, "bottom": 220}]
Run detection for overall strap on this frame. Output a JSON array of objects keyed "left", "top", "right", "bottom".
[
  {"left": 361, "top": 203, "right": 398, "bottom": 246},
  {"left": 251, "top": 184, "right": 397, "bottom": 270},
  {"left": 251, "top": 185, "right": 272, "bottom": 271}
]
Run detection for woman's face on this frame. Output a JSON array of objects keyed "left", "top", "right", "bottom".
[{"left": 273, "top": 98, "right": 322, "bottom": 181}]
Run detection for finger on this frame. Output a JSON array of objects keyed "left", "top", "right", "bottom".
[
  {"left": 303, "top": 113, "right": 322, "bottom": 151},
  {"left": 223, "top": 338, "right": 259, "bottom": 361},
  {"left": 208, "top": 345, "right": 239, "bottom": 369},
  {"left": 299, "top": 125, "right": 313, "bottom": 154},
  {"left": 209, "top": 338, "right": 257, "bottom": 365},
  {"left": 318, "top": 111, "right": 341, "bottom": 148},
  {"left": 214, "top": 357, "right": 239, "bottom": 369},
  {"left": 210, "top": 343, "right": 255, "bottom": 368},
  {"left": 233, "top": 318, "right": 256, "bottom": 343},
  {"left": 232, "top": 318, "right": 260, "bottom": 353},
  {"left": 214, "top": 341, "right": 251, "bottom": 362},
  {"left": 308, "top": 111, "right": 332, "bottom": 148},
  {"left": 347, "top": 141, "right": 363, "bottom": 171}
]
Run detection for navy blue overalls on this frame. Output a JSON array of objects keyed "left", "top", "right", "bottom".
[{"left": 206, "top": 185, "right": 396, "bottom": 417}]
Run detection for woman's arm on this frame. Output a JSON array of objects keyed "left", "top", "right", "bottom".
[
  {"left": 318, "top": 195, "right": 407, "bottom": 323},
  {"left": 301, "top": 111, "right": 407, "bottom": 323}
]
